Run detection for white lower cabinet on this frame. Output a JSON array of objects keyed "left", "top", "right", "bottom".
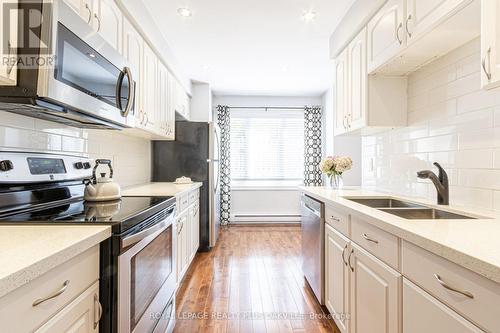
[
  {"left": 349, "top": 242, "right": 401, "bottom": 333},
  {"left": 176, "top": 188, "right": 200, "bottom": 284},
  {"left": 325, "top": 224, "right": 350, "bottom": 333},
  {"left": 36, "top": 282, "right": 100, "bottom": 333},
  {"left": 403, "top": 279, "right": 483, "bottom": 333},
  {"left": 0, "top": 246, "right": 101, "bottom": 333}
]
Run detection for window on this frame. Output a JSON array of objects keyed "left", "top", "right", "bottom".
[{"left": 230, "top": 109, "right": 304, "bottom": 185}]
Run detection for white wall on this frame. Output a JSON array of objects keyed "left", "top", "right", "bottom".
[
  {"left": 0, "top": 112, "right": 151, "bottom": 187},
  {"left": 363, "top": 38, "right": 500, "bottom": 211},
  {"left": 213, "top": 94, "right": 322, "bottom": 223},
  {"left": 322, "top": 88, "right": 362, "bottom": 186}
]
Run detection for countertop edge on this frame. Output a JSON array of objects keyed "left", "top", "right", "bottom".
[
  {"left": 300, "top": 187, "right": 500, "bottom": 285},
  {"left": 0, "top": 226, "right": 111, "bottom": 298}
]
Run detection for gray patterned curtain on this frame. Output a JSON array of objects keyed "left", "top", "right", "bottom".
[
  {"left": 304, "top": 106, "right": 323, "bottom": 186},
  {"left": 216, "top": 105, "right": 231, "bottom": 225}
]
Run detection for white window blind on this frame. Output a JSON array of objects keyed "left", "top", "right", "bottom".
[{"left": 230, "top": 109, "right": 304, "bottom": 182}]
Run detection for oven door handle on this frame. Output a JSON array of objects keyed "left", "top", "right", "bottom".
[{"left": 122, "top": 217, "right": 171, "bottom": 248}]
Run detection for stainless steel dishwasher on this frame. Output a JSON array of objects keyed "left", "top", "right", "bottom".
[{"left": 301, "top": 194, "right": 324, "bottom": 304}]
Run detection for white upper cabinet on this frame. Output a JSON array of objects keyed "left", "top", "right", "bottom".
[
  {"left": 367, "top": 0, "right": 406, "bottom": 73},
  {"left": 481, "top": 0, "right": 500, "bottom": 89},
  {"left": 347, "top": 28, "right": 367, "bottom": 132},
  {"left": 325, "top": 224, "right": 350, "bottom": 333},
  {"left": 93, "top": 0, "right": 122, "bottom": 51},
  {"left": 63, "top": 0, "right": 93, "bottom": 23},
  {"left": 362, "top": 0, "right": 479, "bottom": 75},
  {"left": 157, "top": 61, "right": 175, "bottom": 140},
  {"left": 122, "top": 18, "right": 143, "bottom": 126},
  {"left": 406, "top": 0, "right": 471, "bottom": 44},
  {"left": 334, "top": 48, "right": 349, "bottom": 136},
  {"left": 142, "top": 42, "right": 158, "bottom": 131},
  {"left": 0, "top": 0, "right": 18, "bottom": 85}
]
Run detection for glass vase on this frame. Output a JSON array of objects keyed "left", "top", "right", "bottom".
[{"left": 328, "top": 174, "right": 344, "bottom": 190}]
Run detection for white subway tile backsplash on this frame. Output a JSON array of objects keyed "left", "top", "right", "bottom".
[
  {"left": 0, "top": 112, "right": 151, "bottom": 187},
  {"left": 362, "top": 38, "right": 500, "bottom": 211}
]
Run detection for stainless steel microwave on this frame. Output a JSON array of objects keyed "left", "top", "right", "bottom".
[{"left": 0, "top": 0, "right": 135, "bottom": 129}]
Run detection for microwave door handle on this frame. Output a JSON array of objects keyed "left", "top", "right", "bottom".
[{"left": 116, "top": 67, "right": 134, "bottom": 117}]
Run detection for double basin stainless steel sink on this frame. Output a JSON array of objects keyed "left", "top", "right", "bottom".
[{"left": 347, "top": 198, "right": 477, "bottom": 220}]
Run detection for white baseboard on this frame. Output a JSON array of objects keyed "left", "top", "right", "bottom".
[{"left": 230, "top": 214, "right": 301, "bottom": 223}]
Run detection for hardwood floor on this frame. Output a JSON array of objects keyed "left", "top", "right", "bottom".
[{"left": 174, "top": 225, "right": 340, "bottom": 333}]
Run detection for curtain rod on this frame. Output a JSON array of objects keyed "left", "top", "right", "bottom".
[{"left": 228, "top": 106, "right": 306, "bottom": 110}]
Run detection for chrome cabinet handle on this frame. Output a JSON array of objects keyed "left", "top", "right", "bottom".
[
  {"left": 93, "top": 294, "right": 102, "bottom": 329},
  {"left": 343, "top": 115, "right": 348, "bottom": 130},
  {"left": 482, "top": 47, "right": 492, "bottom": 81},
  {"left": 32, "top": 280, "right": 70, "bottom": 307},
  {"left": 347, "top": 113, "right": 352, "bottom": 129},
  {"left": 434, "top": 274, "right": 474, "bottom": 299},
  {"left": 348, "top": 249, "right": 354, "bottom": 272},
  {"left": 396, "top": 22, "right": 403, "bottom": 45},
  {"left": 341, "top": 245, "right": 348, "bottom": 266},
  {"left": 405, "top": 14, "right": 412, "bottom": 38},
  {"left": 85, "top": 4, "right": 92, "bottom": 24},
  {"left": 362, "top": 233, "right": 379, "bottom": 244},
  {"left": 94, "top": 13, "right": 101, "bottom": 32}
]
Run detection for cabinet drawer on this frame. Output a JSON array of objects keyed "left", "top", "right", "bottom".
[
  {"left": 0, "top": 245, "right": 99, "bottom": 333},
  {"left": 403, "top": 278, "right": 483, "bottom": 333},
  {"left": 188, "top": 189, "right": 199, "bottom": 205},
  {"left": 177, "top": 193, "right": 189, "bottom": 214},
  {"left": 351, "top": 214, "right": 399, "bottom": 269},
  {"left": 402, "top": 241, "right": 500, "bottom": 332},
  {"left": 325, "top": 203, "right": 349, "bottom": 237}
]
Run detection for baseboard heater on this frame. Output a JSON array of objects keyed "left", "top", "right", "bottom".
[{"left": 230, "top": 214, "right": 301, "bottom": 223}]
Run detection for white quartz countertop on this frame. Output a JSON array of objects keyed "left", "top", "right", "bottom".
[
  {"left": 300, "top": 186, "right": 500, "bottom": 284},
  {"left": 0, "top": 225, "right": 111, "bottom": 298},
  {"left": 122, "top": 182, "right": 202, "bottom": 197}
]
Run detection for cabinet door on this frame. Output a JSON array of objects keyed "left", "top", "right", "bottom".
[
  {"left": 325, "top": 224, "right": 350, "bottom": 333},
  {"left": 334, "top": 48, "right": 348, "bottom": 136},
  {"left": 348, "top": 28, "right": 367, "bottom": 132},
  {"left": 350, "top": 243, "right": 401, "bottom": 333},
  {"left": 190, "top": 202, "right": 199, "bottom": 256},
  {"left": 176, "top": 216, "right": 184, "bottom": 282},
  {"left": 406, "top": 0, "right": 470, "bottom": 45},
  {"left": 481, "top": 0, "right": 500, "bottom": 89},
  {"left": 367, "top": 0, "right": 406, "bottom": 73},
  {"left": 122, "top": 18, "right": 144, "bottom": 128},
  {"left": 35, "top": 282, "right": 100, "bottom": 333},
  {"left": 0, "top": 0, "right": 18, "bottom": 85},
  {"left": 63, "top": 0, "right": 93, "bottom": 23},
  {"left": 181, "top": 213, "right": 190, "bottom": 274},
  {"left": 157, "top": 61, "right": 170, "bottom": 137},
  {"left": 142, "top": 42, "right": 158, "bottom": 131},
  {"left": 94, "top": 0, "right": 122, "bottom": 51},
  {"left": 166, "top": 73, "right": 176, "bottom": 139},
  {"left": 403, "top": 279, "right": 483, "bottom": 333}
]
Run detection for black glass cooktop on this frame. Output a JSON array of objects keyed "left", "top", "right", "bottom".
[{"left": 0, "top": 196, "right": 175, "bottom": 233}]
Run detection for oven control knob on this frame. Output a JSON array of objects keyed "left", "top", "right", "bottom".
[
  {"left": 83, "top": 162, "right": 92, "bottom": 169},
  {"left": 74, "top": 162, "right": 84, "bottom": 170},
  {"left": 0, "top": 160, "right": 14, "bottom": 172}
]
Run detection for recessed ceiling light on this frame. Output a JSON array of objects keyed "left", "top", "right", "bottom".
[
  {"left": 282, "top": 65, "right": 290, "bottom": 72},
  {"left": 177, "top": 7, "right": 192, "bottom": 17},
  {"left": 202, "top": 65, "right": 211, "bottom": 70},
  {"left": 301, "top": 10, "right": 316, "bottom": 22}
]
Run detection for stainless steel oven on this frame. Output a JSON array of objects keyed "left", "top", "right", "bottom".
[
  {"left": 117, "top": 206, "right": 176, "bottom": 333},
  {"left": 0, "top": 0, "right": 135, "bottom": 129}
]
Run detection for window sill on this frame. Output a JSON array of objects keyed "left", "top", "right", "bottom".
[{"left": 231, "top": 180, "right": 302, "bottom": 191}]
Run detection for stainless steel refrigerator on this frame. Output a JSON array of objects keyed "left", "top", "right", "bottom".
[{"left": 152, "top": 121, "right": 221, "bottom": 251}]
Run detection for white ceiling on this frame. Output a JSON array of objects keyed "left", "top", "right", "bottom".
[{"left": 142, "top": 0, "right": 355, "bottom": 96}]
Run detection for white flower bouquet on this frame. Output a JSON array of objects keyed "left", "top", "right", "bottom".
[{"left": 319, "top": 156, "right": 353, "bottom": 177}]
